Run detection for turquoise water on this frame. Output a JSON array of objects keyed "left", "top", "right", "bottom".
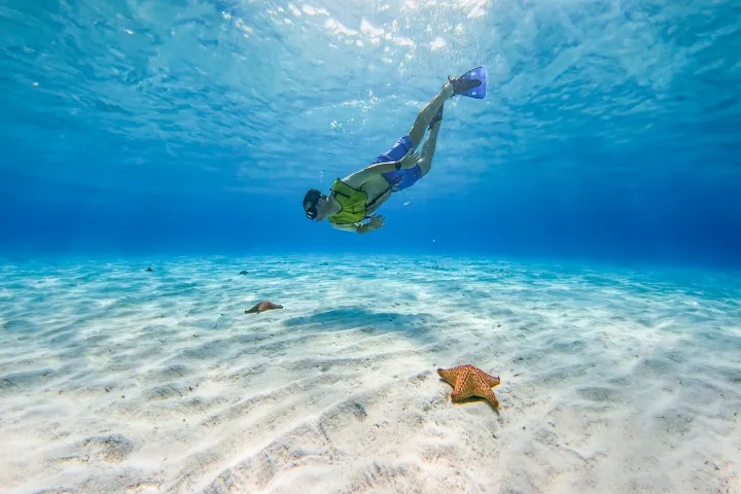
[{"left": 2, "top": 1, "right": 741, "bottom": 493}]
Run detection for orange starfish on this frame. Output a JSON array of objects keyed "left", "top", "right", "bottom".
[
  {"left": 437, "top": 364, "right": 501, "bottom": 409},
  {"left": 245, "top": 301, "right": 283, "bottom": 314}
]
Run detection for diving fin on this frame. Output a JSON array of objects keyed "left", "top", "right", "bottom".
[{"left": 449, "top": 65, "right": 487, "bottom": 99}]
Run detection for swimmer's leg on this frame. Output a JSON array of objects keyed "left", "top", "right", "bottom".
[
  {"left": 417, "top": 117, "right": 441, "bottom": 177},
  {"left": 408, "top": 82, "right": 454, "bottom": 148}
]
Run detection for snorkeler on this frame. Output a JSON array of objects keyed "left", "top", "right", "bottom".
[{"left": 302, "top": 66, "right": 487, "bottom": 234}]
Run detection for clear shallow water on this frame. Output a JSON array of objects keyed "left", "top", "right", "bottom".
[
  {"left": 1, "top": 256, "right": 740, "bottom": 492},
  {"left": 1, "top": 0, "right": 740, "bottom": 264},
  {"left": 1, "top": 1, "right": 741, "bottom": 492}
]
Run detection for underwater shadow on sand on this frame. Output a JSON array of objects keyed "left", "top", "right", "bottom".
[{"left": 281, "top": 307, "right": 442, "bottom": 345}]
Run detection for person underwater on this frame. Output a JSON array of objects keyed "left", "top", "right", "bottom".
[{"left": 302, "top": 66, "right": 487, "bottom": 234}]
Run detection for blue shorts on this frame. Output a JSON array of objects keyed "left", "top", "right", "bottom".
[{"left": 374, "top": 135, "right": 423, "bottom": 191}]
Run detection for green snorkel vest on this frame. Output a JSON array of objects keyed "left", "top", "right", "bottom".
[{"left": 327, "top": 179, "right": 368, "bottom": 225}]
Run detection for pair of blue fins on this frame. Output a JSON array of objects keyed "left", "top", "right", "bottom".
[{"left": 429, "top": 65, "right": 488, "bottom": 129}]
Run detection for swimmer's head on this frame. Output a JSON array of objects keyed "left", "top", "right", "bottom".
[{"left": 303, "top": 189, "right": 330, "bottom": 221}]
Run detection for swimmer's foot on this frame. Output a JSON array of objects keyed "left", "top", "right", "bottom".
[
  {"left": 448, "top": 75, "right": 482, "bottom": 96},
  {"left": 429, "top": 103, "right": 444, "bottom": 130},
  {"left": 445, "top": 66, "right": 487, "bottom": 99}
]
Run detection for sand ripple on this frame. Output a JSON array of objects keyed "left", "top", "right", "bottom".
[{"left": 0, "top": 256, "right": 740, "bottom": 493}]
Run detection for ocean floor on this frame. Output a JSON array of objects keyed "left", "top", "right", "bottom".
[{"left": 1, "top": 255, "right": 740, "bottom": 494}]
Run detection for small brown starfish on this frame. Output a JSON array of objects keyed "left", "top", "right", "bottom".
[
  {"left": 437, "top": 364, "right": 501, "bottom": 409},
  {"left": 245, "top": 301, "right": 283, "bottom": 314}
]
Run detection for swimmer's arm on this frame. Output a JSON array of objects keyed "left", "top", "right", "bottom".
[
  {"left": 342, "top": 160, "right": 399, "bottom": 188},
  {"left": 329, "top": 221, "right": 375, "bottom": 234}
]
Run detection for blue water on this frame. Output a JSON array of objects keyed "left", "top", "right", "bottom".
[
  {"left": 2, "top": 3, "right": 741, "bottom": 491},
  {"left": 1, "top": 0, "right": 740, "bottom": 269}
]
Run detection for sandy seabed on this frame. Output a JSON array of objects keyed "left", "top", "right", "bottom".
[{"left": 1, "top": 255, "right": 740, "bottom": 494}]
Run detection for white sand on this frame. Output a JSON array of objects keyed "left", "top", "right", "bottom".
[{"left": 0, "top": 255, "right": 740, "bottom": 494}]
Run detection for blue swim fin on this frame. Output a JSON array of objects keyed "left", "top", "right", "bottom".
[{"left": 449, "top": 65, "right": 487, "bottom": 99}]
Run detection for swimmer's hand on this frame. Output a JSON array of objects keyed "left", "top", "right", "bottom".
[
  {"left": 368, "top": 214, "right": 385, "bottom": 230},
  {"left": 398, "top": 150, "right": 421, "bottom": 169},
  {"left": 359, "top": 214, "right": 384, "bottom": 234}
]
